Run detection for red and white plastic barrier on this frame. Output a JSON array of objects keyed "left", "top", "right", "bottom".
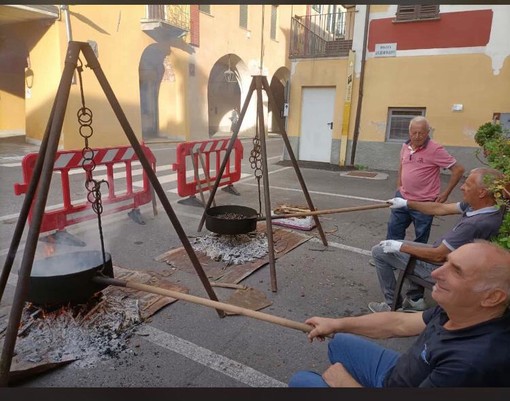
[
  {"left": 171, "top": 138, "right": 243, "bottom": 198},
  {"left": 14, "top": 145, "right": 156, "bottom": 233}
]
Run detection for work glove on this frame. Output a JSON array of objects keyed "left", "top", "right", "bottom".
[
  {"left": 387, "top": 197, "right": 408, "bottom": 209},
  {"left": 379, "top": 240, "right": 403, "bottom": 253}
]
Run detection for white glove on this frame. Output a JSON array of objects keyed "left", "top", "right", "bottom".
[
  {"left": 379, "top": 240, "right": 403, "bottom": 253},
  {"left": 387, "top": 197, "right": 408, "bottom": 209}
]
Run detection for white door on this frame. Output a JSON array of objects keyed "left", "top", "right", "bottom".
[{"left": 299, "top": 87, "right": 335, "bottom": 162}]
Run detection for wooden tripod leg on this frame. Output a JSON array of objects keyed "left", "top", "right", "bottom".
[
  {"left": 0, "top": 41, "right": 80, "bottom": 387},
  {"left": 261, "top": 76, "right": 328, "bottom": 246},
  {"left": 81, "top": 43, "right": 224, "bottom": 318}
]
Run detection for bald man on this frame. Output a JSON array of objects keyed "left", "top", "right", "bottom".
[{"left": 289, "top": 242, "right": 510, "bottom": 387}]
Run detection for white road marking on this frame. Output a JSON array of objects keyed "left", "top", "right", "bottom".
[
  {"left": 136, "top": 325, "right": 287, "bottom": 387},
  {"left": 238, "top": 181, "right": 386, "bottom": 203}
]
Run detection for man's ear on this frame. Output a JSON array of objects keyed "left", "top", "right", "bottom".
[
  {"left": 481, "top": 288, "right": 508, "bottom": 308},
  {"left": 478, "top": 188, "right": 489, "bottom": 199}
]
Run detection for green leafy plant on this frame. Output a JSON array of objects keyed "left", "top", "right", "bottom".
[{"left": 474, "top": 121, "right": 510, "bottom": 249}]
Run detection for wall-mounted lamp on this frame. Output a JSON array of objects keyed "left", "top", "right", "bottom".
[
  {"left": 25, "top": 68, "right": 34, "bottom": 89},
  {"left": 224, "top": 55, "right": 237, "bottom": 83}
]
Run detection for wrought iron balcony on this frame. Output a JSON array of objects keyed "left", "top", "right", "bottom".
[
  {"left": 289, "top": 11, "right": 354, "bottom": 59},
  {"left": 141, "top": 5, "right": 190, "bottom": 41}
]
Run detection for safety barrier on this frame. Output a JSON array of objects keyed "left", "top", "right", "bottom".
[
  {"left": 14, "top": 144, "right": 156, "bottom": 233},
  {"left": 171, "top": 138, "right": 243, "bottom": 198}
]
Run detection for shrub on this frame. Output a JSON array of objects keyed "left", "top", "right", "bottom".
[{"left": 474, "top": 121, "right": 510, "bottom": 249}]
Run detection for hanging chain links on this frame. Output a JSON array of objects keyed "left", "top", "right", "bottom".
[
  {"left": 249, "top": 118, "right": 263, "bottom": 215},
  {"left": 76, "top": 58, "right": 109, "bottom": 272}
]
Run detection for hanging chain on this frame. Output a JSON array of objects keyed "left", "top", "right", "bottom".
[
  {"left": 249, "top": 118, "right": 263, "bottom": 215},
  {"left": 76, "top": 58, "right": 109, "bottom": 273}
]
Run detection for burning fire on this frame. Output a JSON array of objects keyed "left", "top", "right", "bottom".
[{"left": 43, "top": 242, "right": 56, "bottom": 257}]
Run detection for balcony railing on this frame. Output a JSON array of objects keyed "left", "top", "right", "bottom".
[
  {"left": 141, "top": 5, "right": 190, "bottom": 40},
  {"left": 289, "top": 11, "right": 354, "bottom": 59}
]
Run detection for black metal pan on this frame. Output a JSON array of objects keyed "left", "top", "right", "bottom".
[
  {"left": 28, "top": 250, "right": 114, "bottom": 306},
  {"left": 205, "top": 205, "right": 258, "bottom": 235}
]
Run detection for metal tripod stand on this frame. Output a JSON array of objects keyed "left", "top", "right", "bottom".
[
  {"left": 197, "top": 75, "right": 329, "bottom": 292},
  {"left": 0, "top": 41, "right": 224, "bottom": 386}
]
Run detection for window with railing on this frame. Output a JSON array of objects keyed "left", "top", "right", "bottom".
[
  {"left": 395, "top": 5, "right": 440, "bottom": 22},
  {"left": 240, "top": 5, "right": 248, "bottom": 29},
  {"left": 386, "top": 108, "right": 426, "bottom": 141},
  {"left": 143, "top": 5, "right": 190, "bottom": 36},
  {"left": 289, "top": 10, "right": 353, "bottom": 58},
  {"left": 270, "top": 5, "right": 278, "bottom": 40}
]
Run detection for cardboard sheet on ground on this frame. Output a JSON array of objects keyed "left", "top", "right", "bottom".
[
  {"left": 223, "top": 287, "right": 273, "bottom": 315},
  {"left": 155, "top": 225, "right": 311, "bottom": 284},
  {"left": 1, "top": 265, "right": 188, "bottom": 383},
  {"left": 104, "top": 265, "right": 190, "bottom": 319}
]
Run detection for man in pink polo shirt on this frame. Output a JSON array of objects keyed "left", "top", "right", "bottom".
[
  {"left": 374, "top": 116, "right": 465, "bottom": 311},
  {"left": 388, "top": 116, "right": 465, "bottom": 244}
]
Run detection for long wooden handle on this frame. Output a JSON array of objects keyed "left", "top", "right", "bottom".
[
  {"left": 261, "top": 202, "right": 390, "bottom": 220},
  {"left": 93, "top": 277, "right": 316, "bottom": 335}
]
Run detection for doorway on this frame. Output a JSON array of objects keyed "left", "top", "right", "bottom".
[{"left": 298, "top": 87, "right": 335, "bottom": 162}]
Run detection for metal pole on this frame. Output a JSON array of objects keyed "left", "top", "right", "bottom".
[
  {"left": 0, "top": 41, "right": 81, "bottom": 387},
  {"left": 254, "top": 76, "right": 278, "bottom": 292},
  {"left": 79, "top": 43, "right": 224, "bottom": 317},
  {"left": 261, "top": 76, "right": 328, "bottom": 246}
]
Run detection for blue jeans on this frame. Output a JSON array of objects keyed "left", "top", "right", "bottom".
[
  {"left": 371, "top": 242, "right": 439, "bottom": 305},
  {"left": 288, "top": 333, "right": 401, "bottom": 387},
  {"left": 386, "top": 191, "right": 434, "bottom": 244}
]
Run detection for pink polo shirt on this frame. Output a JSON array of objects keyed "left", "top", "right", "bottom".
[{"left": 399, "top": 138, "right": 457, "bottom": 201}]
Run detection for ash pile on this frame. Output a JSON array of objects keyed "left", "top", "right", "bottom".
[
  {"left": 191, "top": 232, "right": 268, "bottom": 265},
  {"left": 4, "top": 292, "right": 142, "bottom": 369}
]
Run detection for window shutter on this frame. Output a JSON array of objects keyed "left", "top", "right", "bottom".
[
  {"left": 396, "top": 5, "right": 417, "bottom": 21},
  {"left": 395, "top": 5, "right": 439, "bottom": 22},
  {"left": 419, "top": 5, "right": 440, "bottom": 19}
]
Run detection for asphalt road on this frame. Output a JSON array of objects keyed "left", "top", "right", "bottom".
[{"left": 0, "top": 134, "right": 465, "bottom": 391}]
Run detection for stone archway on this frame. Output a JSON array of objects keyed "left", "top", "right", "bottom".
[
  {"left": 268, "top": 67, "right": 290, "bottom": 134},
  {"left": 206, "top": 54, "right": 243, "bottom": 137},
  {"left": 138, "top": 44, "right": 168, "bottom": 140}
]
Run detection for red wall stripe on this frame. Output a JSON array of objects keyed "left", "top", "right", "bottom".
[{"left": 368, "top": 9, "right": 493, "bottom": 51}]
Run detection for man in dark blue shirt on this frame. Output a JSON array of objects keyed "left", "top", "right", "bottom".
[{"left": 288, "top": 241, "right": 510, "bottom": 387}]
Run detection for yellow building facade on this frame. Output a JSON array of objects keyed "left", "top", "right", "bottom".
[
  {"left": 286, "top": 4, "right": 510, "bottom": 171},
  {"left": 0, "top": 4, "right": 307, "bottom": 149}
]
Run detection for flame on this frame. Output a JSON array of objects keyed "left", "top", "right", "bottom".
[{"left": 43, "top": 242, "right": 56, "bottom": 257}]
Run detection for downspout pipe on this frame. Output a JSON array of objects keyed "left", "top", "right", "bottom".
[
  {"left": 350, "top": 4, "right": 370, "bottom": 165},
  {"left": 60, "top": 5, "right": 73, "bottom": 42},
  {"left": 60, "top": 5, "right": 75, "bottom": 84}
]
